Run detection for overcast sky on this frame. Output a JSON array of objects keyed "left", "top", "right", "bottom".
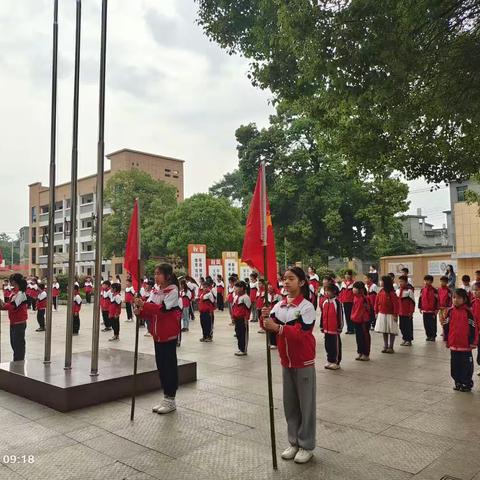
[{"left": 0, "top": 0, "right": 449, "bottom": 236}]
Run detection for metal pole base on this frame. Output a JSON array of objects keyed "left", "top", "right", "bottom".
[
  {"left": 64, "top": 366, "right": 72, "bottom": 371},
  {"left": 43, "top": 360, "right": 52, "bottom": 365},
  {"left": 90, "top": 371, "right": 99, "bottom": 377}
]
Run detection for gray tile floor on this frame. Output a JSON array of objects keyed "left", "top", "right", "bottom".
[{"left": 0, "top": 305, "right": 479, "bottom": 479}]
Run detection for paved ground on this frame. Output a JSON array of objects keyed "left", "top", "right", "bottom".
[{"left": 0, "top": 305, "right": 479, "bottom": 480}]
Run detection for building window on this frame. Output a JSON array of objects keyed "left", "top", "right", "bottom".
[
  {"left": 172, "top": 169, "right": 179, "bottom": 178},
  {"left": 55, "top": 201, "right": 63, "bottom": 211},
  {"left": 404, "top": 232, "right": 408, "bottom": 238},
  {"left": 54, "top": 223, "right": 63, "bottom": 233},
  {"left": 31, "top": 227, "right": 37, "bottom": 243},
  {"left": 54, "top": 245, "right": 63, "bottom": 254},
  {"left": 165, "top": 168, "right": 171, "bottom": 177},
  {"left": 80, "top": 193, "right": 94, "bottom": 205},
  {"left": 457, "top": 185, "right": 468, "bottom": 202},
  {"left": 40, "top": 205, "right": 49, "bottom": 214},
  {"left": 31, "top": 206, "right": 37, "bottom": 223},
  {"left": 115, "top": 264, "right": 123, "bottom": 275},
  {"left": 31, "top": 248, "right": 36, "bottom": 264},
  {"left": 87, "top": 267, "right": 92, "bottom": 276},
  {"left": 65, "top": 198, "right": 71, "bottom": 209},
  {"left": 82, "top": 242, "right": 93, "bottom": 252},
  {"left": 81, "top": 219, "right": 92, "bottom": 229}
]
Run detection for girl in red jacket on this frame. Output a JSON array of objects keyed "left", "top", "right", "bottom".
[
  {"left": 438, "top": 275, "right": 453, "bottom": 334},
  {"left": 134, "top": 263, "right": 182, "bottom": 414},
  {"left": 232, "top": 280, "right": 252, "bottom": 356},
  {"left": 444, "top": 288, "right": 478, "bottom": 392},
  {"left": 419, "top": 275, "right": 439, "bottom": 341},
  {"left": 0, "top": 274, "right": 28, "bottom": 361},
  {"left": 320, "top": 284, "right": 344, "bottom": 369},
  {"left": 397, "top": 275, "right": 415, "bottom": 346},
  {"left": 374, "top": 275, "right": 399, "bottom": 353},
  {"left": 256, "top": 278, "right": 266, "bottom": 334},
  {"left": 263, "top": 267, "right": 316, "bottom": 465},
  {"left": 35, "top": 283, "right": 47, "bottom": 332},
  {"left": 198, "top": 278, "right": 216, "bottom": 342},
  {"left": 351, "top": 281, "right": 371, "bottom": 361},
  {"left": 339, "top": 270, "right": 355, "bottom": 334},
  {"left": 108, "top": 283, "right": 122, "bottom": 341},
  {"left": 471, "top": 282, "right": 480, "bottom": 375},
  {"left": 52, "top": 277, "right": 60, "bottom": 311},
  {"left": 72, "top": 285, "right": 82, "bottom": 335}
]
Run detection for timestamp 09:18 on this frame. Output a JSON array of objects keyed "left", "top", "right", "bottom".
[{"left": 2, "top": 455, "right": 35, "bottom": 464}]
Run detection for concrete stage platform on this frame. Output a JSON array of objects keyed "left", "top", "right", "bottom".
[{"left": 0, "top": 348, "right": 196, "bottom": 412}]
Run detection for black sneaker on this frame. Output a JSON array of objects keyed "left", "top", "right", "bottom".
[
  {"left": 453, "top": 384, "right": 461, "bottom": 391},
  {"left": 35, "top": 328, "right": 45, "bottom": 332}
]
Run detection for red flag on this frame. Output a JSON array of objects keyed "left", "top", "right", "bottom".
[
  {"left": 241, "top": 163, "right": 278, "bottom": 288},
  {"left": 124, "top": 199, "right": 140, "bottom": 291}
]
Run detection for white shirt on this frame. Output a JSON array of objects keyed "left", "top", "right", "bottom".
[
  {"left": 270, "top": 297, "right": 316, "bottom": 325},
  {"left": 233, "top": 293, "right": 251, "bottom": 308},
  {"left": 38, "top": 291, "right": 47, "bottom": 301}
]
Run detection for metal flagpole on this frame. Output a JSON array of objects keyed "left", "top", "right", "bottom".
[
  {"left": 131, "top": 200, "right": 141, "bottom": 421},
  {"left": 91, "top": 0, "right": 108, "bottom": 377},
  {"left": 260, "top": 161, "right": 278, "bottom": 470},
  {"left": 44, "top": 0, "right": 59, "bottom": 364},
  {"left": 65, "top": 0, "right": 82, "bottom": 370}
]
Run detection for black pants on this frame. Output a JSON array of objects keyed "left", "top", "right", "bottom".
[
  {"left": 343, "top": 302, "right": 354, "bottom": 333},
  {"left": 31, "top": 298, "right": 37, "bottom": 311},
  {"left": 369, "top": 306, "right": 376, "bottom": 329},
  {"left": 451, "top": 351, "right": 474, "bottom": 388},
  {"left": 10, "top": 323, "right": 26, "bottom": 361},
  {"left": 73, "top": 314, "right": 80, "bottom": 334},
  {"left": 423, "top": 312, "right": 437, "bottom": 339},
  {"left": 102, "top": 310, "right": 110, "bottom": 328},
  {"left": 217, "top": 293, "right": 224, "bottom": 311},
  {"left": 324, "top": 333, "right": 342, "bottom": 364},
  {"left": 189, "top": 303, "right": 195, "bottom": 320},
  {"left": 27, "top": 296, "right": 32, "bottom": 309},
  {"left": 200, "top": 311, "right": 213, "bottom": 339},
  {"left": 86, "top": 292, "right": 92, "bottom": 304},
  {"left": 354, "top": 322, "right": 370, "bottom": 356},
  {"left": 154, "top": 340, "right": 178, "bottom": 398},
  {"left": 53, "top": 296, "right": 58, "bottom": 310},
  {"left": 269, "top": 331, "right": 277, "bottom": 346},
  {"left": 399, "top": 315, "right": 414, "bottom": 341},
  {"left": 37, "top": 309, "right": 45, "bottom": 329},
  {"left": 126, "top": 302, "right": 133, "bottom": 320},
  {"left": 110, "top": 316, "right": 119, "bottom": 336},
  {"left": 234, "top": 317, "right": 248, "bottom": 353}
]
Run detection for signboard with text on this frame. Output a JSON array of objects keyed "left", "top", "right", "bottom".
[
  {"left": 222, "top": 251, "right": 239, "bottom": 279},
  {"left": 428, "top": 260, "right": 457, "bottom": 276},
  {"left": 188, "top": 244, "right": 207, "bottom": 283},
  {"left": 207, "top": 259, "right": 223, "bottom": 280}
]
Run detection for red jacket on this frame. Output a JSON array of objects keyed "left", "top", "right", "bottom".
[
  {"left": 255, "top": 288, "right": 266, "bottom": 309},
  {"left": 1, "top": 289, "right": 28, "bottom": 325},
  {"left": 438, "top": 286, "right": 452, "bottom": 309},
  {"left": 198, "top": 289, "right": 216, "bottom": 313},
  {"left": 125, "top": 287, "right": 135, "bottom": 303},
  {"left": 141, "top": 285, "right": 181, "bottom": 343},
  {"left": 52, "top": 283, "right": 60, "bottom": 297},
  {"left": 249, "top": 283, "right": 258, "bottom": 303},
  {"left": 100, "top": 288, "right": 111, "bottom": 311},
  {"left": 375, "top": 289, "right": 399, "bottom": 315},
  {"left": 397, "top": 285, "right": 415, "bottom": 317},
  {"left": 339, "top": 280, "right": 354, "bottom": 304},
  {"left": 232, "top": 293, "right": 251, "bottom": 320},
  {"left": 72, "top": 294, "right": 82, "bottom": 315},
  {"left": 270, "top": 296, "right": 316, "bottom": 369},
  {"left": 180, "top": 289, "right": 192, "bottom": 308},
  {"left": 227, "top": 286, "right": 235, "bottom": 304},
  {"left": 36, "top": 291, "right": 47, "bottom": 310},
  {"left": 320, "top": 298, "right": 344, "bottom": 334},
  {"left": 108, "top": 293, "right": 122, "bottom": 318},
  {"left": 444, "top": 304, "right": 477, "bottom": 352},
  {"left": 419, "top": 285, "right": 438, "bottom": 313},
  {"left": 351, "top": 294, "right": 370, "bottom": 324}
]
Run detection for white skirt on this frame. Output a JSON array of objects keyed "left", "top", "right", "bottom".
[{"left": 374, "top": 313, "right": 399, "bottom": 335}]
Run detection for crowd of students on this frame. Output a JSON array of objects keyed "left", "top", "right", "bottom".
[{"left": 1, "top": 263, "right": 480, "bottom": 466}]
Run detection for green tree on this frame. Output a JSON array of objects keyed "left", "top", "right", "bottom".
[
  {"left": 162, "top": 194, "right": 244, "bottom": 260},
  {"left": 103, "top": 170, "right": 177, "bottom": 259},
  {"left": 0, "top": 233, "right": 20, "bottom": 265},
  {"left": 197, "top": 0, "right": 480, "bottom": 183}
]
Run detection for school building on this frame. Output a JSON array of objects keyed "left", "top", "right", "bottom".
[
  {"left": 28, "top": 148, "right": 184, "bottom": 279},
  {"left": 381, "top": 180, "right": 480, "bottom": 286}
]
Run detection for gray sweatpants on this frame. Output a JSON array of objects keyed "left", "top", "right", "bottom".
[{"left": 282, "top": 366, "right": 316, "bottom": 451}]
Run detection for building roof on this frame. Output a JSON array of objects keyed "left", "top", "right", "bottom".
[
  {"left": 31, "top": 171, "right": 112, "bottom": 192},
  {"left": 106, "top": 148, "right": 185, "bottom": 163}
]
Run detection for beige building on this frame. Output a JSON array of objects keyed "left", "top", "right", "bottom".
[{"left": 28, "top": 149, "right": 184, "bottom": 278}]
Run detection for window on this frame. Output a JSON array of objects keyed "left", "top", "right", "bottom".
[
  {"left": 55, "top": 201, "right": 63, "bottom": 211},
  {"left": 40, "top": 205, "right": 49, "bottom": 214},
  {"left": 87, "top": 267, "right": 92, "bottom": 276},
  {"left": 81, "top": 219, "right": 92, "bottom": 229},
  {"left": 115, "top": 264, "right": 123, "bottom": 275},
  {"left": 54, "top": 223, "right": 63, "bottom": 233},
  {"left": 82, "top": 242, "right": 93, "bottom": 252},
  {"left": 457, "top": 185, "right": 468, "bottom": 202},
  {"left": 101, "top": 264, "right": 106, "bottom": 273},
  {"left": 31, "top": 248, "right": 36, "bottom": 264},
  {"left": 31, "top": 206, "right": 37, "bottom": 223},
  {"left": 31, "top": 227, "right": 37, "bottom": 243},
  {"left": 80, "top": 193, "right": 94, "bottom": 205},
  {"left": 54, "top": 245, "right": 63, "bottom": 254},
  {"left": 172, "top": 169, "right": 179, "bottom": 178},
  {"left": 65, "top": 199, "right": 71, "bottom": 209},
  {"left": 165, "top": 168, "right": 171, "bottom": 177}
]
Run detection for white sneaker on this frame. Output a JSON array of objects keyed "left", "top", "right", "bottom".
[
  {"left": 281, "top": 445, "right": 299, "bottom": 460},
  {"left": 294, "top": 448, "right": 314, "bottom": 464},
  {"left": 324, "top": 362, "right": 332, "bottom": 369},
  {"left": 153, "top": 397, "right": 176, "bottom": 414},
  {"left": 328, "top": 364, "right": 341, "bottom": 370},
  {"left": 234, "top": 351, "right": 247, "bottom": 356}
]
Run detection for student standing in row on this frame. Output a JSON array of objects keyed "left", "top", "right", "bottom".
[
  {"left": 180, "top": 279, "right": 192, "bottom": 332},
  {"left": 3, "top": 280, "right": 12, "bottom": 303},
  {"left": 438, "top": 275, "right": 453, "bottom": 334},
  {"left": 339, "top": 270, "right": 355, "bottom": 334},
  {"left": 419, "top": 275, "right": 439, "bottom": 341},
  {"left": 472, "top": 282, "right": 480, "bottom": 375},
  {"left": 364, "top": 273, "right": 378, "bottom": 330},
  {"left": 124, "top": 278, "right": 135, "bottom": 322},
  {"left": 52, "top": 277, "right": 60, "bottom": 311},
  {"left": 198, "top": 278, "right": 216, "bottom": 342},
  {"left": 226, "top": 276, "right": 236, "bottom": 326},
  {"left": 249, "top": 272, "right": 259, "bottom": 322},
  {"left": 100, "top": 280, "right": 112, "bottom": 332},
  {"left": 134, "top": 263, "right": 181, "bottom": 414},
  {"left": 72, "top": 285, "right": 82, "bottom": 335},
  {"left": 30, "top": 278, "right": 39, "bottom": 311},
  {"left": 375, "top": 275, "right": 399, "bottom": 353},
  {"left": 351, "top": 281, "right": 371, "bottom": 361},
  {"left": 397, "top": 275, "right": 415, "bottom": 346},
  {"left": 0, "top": 274, "right": 28, "bottom": 361},
  {"left": 108, "top": 283, "right": 122, "bottom": 341},
  {"left": 263, "top": 267, "right": 317, "bottom": 464},
  {"left": 232, "top": 280, "right": 251, "bottom": 356},
  {"left": 308, "top": 267, "right": 320, "bottom": 310},
  {"left": 84, "top": 277, "right": 93, "bottom": 304},
  {"left": 444, "top": 288, "right": 477, "bottom": 392},
  {"left": 256, "top": 279, "right": 266, "bottom": 334},
  {"left": 320, "top": 284, "right": 344, "bottom": 370},
  {"left": 216, "top": 275, "right": 225, "bottom": 311},
  {"left": 35, "top": 283, "right": 47, "bottom": 332}
]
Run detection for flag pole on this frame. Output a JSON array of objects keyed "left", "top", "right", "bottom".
[
  {"left": 260, "top": 161, "right": 278, "bottom": 470},
  {"left": 131, "top": 199, "right": 141, "bottom": 421}
]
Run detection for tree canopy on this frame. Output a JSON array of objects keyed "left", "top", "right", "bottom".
[
  {"left": 103, "top": 169, "right": 178, "bottom": 259},
  {"left": 197, "top": 0, "right": 480, "bottom": 183},
  {"left": 161, "top": 193, "right": 244, "bottom": 260}
]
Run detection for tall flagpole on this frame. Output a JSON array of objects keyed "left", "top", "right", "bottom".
[
  {"left": 260, "top": 161, "right": 278, "bottom": 471},
  {"left": 91, "top": 0, "right": 108, "bottom": 376},
  {"left": 44, "top": 0, "right": 59, "bottom": 365},
  {"left": 131, "top": 199, "right": 141, "bottom": 421},
  {"left": 65, "top": 0, "right": 82, "bottom": 370}
]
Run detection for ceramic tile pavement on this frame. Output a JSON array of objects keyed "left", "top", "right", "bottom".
[{"left": 0, "top": 305, "right": 479, "bottom": 479}]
